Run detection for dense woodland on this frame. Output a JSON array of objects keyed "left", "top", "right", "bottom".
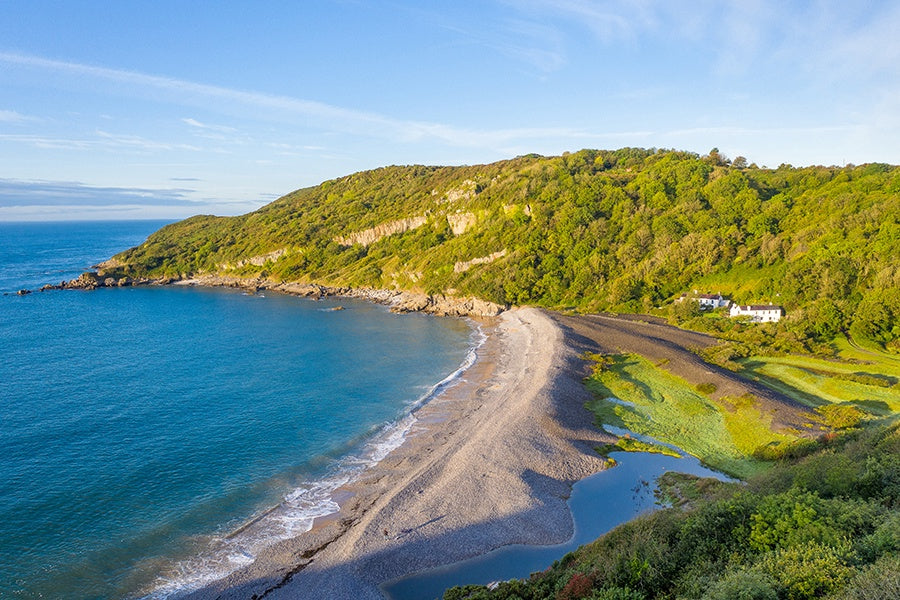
[{"left": 113, "top": 148, "right": 899, "bottom": 351}]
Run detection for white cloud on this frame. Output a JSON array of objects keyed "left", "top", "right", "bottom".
[
  {"left": 503, "top": 0, "right": 651, "bottom": 43},
  {"left": 0, "top": 131, "right": 202, "bottom": 153},
  {"left": 0, "top": 178, "right": 198, "bottom": 207},
  {"left": 181, "top": 118, "right": 238, "bottom": 133},
  {"left": 493, "top": 19, "right": 567, "bottom": 72},
  {"left": 0, "top": 51, "right": 603, "bottom": 151},
  {"left": 0, "top": 109, "right": 39, "bottom": 123}
]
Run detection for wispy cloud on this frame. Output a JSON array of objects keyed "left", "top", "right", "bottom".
[
  {"left": 95, "top": 130, "right": 203, "bottom": 152},
  {"left": 495, "top": 19, "right": 567, "bottom": 72},
  {"left": 0, "top": 131, "right": 203, "bottom": 153},
  {"left": 661, "top": 124, "right": 859, "bottom": 138},
  {"left": 500, "top": 0, "right": 660, "bottom": 43},
  {"left": 0, "top": 51, "right": 600, "bottom": 150},
  {"left": 182, "top": 118, "right": 237, "bottom": 133},
  {"left": 0, "top": 133, "right": 94, "bottom": 151},
  {"left": 0, "top": 52, "right": 403, "bottom": 131},
  {"left": 0, "top": 178, "right": 199, "bottom": 207},
  {"left": 0, "top": 109, "right": 37, "bottom": 123}
]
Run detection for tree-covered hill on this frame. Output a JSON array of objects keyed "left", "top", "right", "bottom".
[{"left": 109, "top": 148, "right": 900, "bottom": 348}]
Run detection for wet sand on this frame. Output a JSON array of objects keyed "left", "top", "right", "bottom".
[{"left": 183, "top": 307, "right": 612, "bottom": 599}]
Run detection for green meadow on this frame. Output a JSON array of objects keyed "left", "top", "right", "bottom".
[
  {"left": 585, "top": 354, "right": 791, "bottom": 478},
  {"left": 737, "top": 335, "right": 900, "bottom": 420},
  {"left": 585, "top": 339, "right": 900, "bottom": 479}
]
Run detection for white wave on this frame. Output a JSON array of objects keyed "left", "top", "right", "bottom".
[{"left": 142, "top": 320, "right": 487, "bottom": 599}]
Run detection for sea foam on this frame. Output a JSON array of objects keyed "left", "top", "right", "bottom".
[{"left": 143, "top": 322, "right": 486, "bottom": 599}]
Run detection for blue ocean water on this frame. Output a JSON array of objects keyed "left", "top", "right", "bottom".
[{"left": 0, "top": 222, "right": 475, "bottom": 599}]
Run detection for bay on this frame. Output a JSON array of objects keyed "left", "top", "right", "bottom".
[{"left": 0, "top": 222, "right": 474, "bottom": 599}]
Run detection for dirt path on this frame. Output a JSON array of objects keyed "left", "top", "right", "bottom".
[{"left": 552, "top": 313, "right": 812, "bottom": 431}]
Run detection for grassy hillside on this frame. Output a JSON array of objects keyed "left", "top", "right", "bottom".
[{"left": 108, "top": 148, "right": 900, "bottom": 349}]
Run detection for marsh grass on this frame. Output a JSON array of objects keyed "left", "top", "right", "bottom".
[
  {"left": 585, "top": 354, "right": 780, "bottom": 478},
  {"left": 585, "top": 339, "right": 899, "bottom": 479}
]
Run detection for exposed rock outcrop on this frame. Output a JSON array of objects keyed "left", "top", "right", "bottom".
[
  {"left": 220, "top": 248, "right": 288, "bottom": 270},
  {"left": 438, "top": 179, "right": 479, "bottom": 203},
  {"left": 42, "top": 271, "right": 165, "bottom": 291},
  {"left": 454, "top": 249, "right": 507, "bottom": 273},
  {"left": 446, "top": 212, "right": 477, "bottom": 235},
  {"left": 334, "top": 216, "right": 428, "bottom": 247}
]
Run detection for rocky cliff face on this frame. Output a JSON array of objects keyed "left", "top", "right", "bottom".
[
  {"left": 454, "top": 249, "right": 507, "bottom": 273},
  {"left": 334, "top": 216, "right": 428, "bottom": 247},
  {"left": 220, "top": 248, "right": 288, "bottom": 270},
  {"left": 446, "top": 212, "right": 477, "bottom": 235}
]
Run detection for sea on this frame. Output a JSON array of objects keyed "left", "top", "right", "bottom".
[{"left": 0, "top": 221, "right": 478, "bottom": 599}]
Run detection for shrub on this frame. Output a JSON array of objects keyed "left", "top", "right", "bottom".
[
  {"left": 755, "top": 542, "right": 853, "bottom": 600},
  {"left": 856, "top": 512, "right": 900, "bottom": 562},
  {"left": 558, "top": 572, "right": 595, "bottom": 600},
  {"left": 696, "top": 382, "right": 717, "bottom": 395},
  {"left": 702, "top": 569, "right": 778, "bottom": 600},
  {"left": 589, "top": 587, "right": 645, "bottom": 600},
  {"left": 747, "top": 489, "right": 842, "bottom": 552},
  {"left": 816, "top": 404, "right": 867, "bottom": 429},
  {"left": 838, "top": 554, "right": 900, "bottom": 600}
]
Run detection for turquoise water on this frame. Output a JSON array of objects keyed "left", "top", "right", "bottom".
[{"left": 0, "top": 222, "right": 475, "bottom": 599}]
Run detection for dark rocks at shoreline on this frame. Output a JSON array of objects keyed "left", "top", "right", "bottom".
[
  {"left": 40, "top": 271, "right": 508, "bottom": 318},
  {"left": 34, "top": 271, "right": 166, "bottom": 293}
]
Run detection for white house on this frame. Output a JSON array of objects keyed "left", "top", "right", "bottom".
[
  {"left": 678, "top": 292, "right": 730, "bottom": 309},
  {"left": 729, "top": 304, "right": 784, "bottom": 323},
  {"left": 697, "top": 293, "right": 730, "bottom": 309}
]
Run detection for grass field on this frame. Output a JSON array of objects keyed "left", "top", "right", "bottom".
[
  {"left": 737, "top": 336, "right": 900, "bottom": 420},
  {"left": 573, "top": 315, "right": 900, "bottom": 480},
  {"left": 832, "top": 333, "right": 900, "bottom": 367},
  {"left": 585, "top": 354, "right": 792, "bottom": 478}
]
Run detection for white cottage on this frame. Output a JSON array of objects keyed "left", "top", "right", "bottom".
[
  {"left": 677, "top": 292, "right": 730, "bottom": 309},
  {"left": 697, "top": 293, "right": 730, "bottom": 309},
  {"left": 729, "top": 304, "right": 784, "bottom": 323}
]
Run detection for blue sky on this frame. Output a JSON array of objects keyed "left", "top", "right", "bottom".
[{"left": 2, "top": 1, "right": 899, "bottom": 221}]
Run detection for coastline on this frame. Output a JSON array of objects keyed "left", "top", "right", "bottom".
[
  {"left": 179, "top": 307, "right": 613, "bottom": 600},
  {"left": 34, "top": 272, "right": 507, "bottom": 318}
]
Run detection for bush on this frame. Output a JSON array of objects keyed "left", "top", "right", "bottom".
[
  {"left": 696, "top": 382, "right": 717, "bottom": 395},
  {"left": 558, "top": 572, "right": 595, "bottom": 600},
  {"left": 816, "top": 404, "right": 867, "bottom": 429},
  {"left": 747, "top": 489, "right": 842, "bottom": 552},
  {"left": 837, "top": 554, "right": 900, "bottom": 600},
  {"left": 856, "top": 513, "right": 900, "bottom": 562},
  {"left": 755, "top": 542, "right": 853, "bottom": 600},
  {"left": 589, "top": 587, "right": 645, "bottom": 600},
  {"left": 702, "top": 569, "right": 778, "bottom": 600}
]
